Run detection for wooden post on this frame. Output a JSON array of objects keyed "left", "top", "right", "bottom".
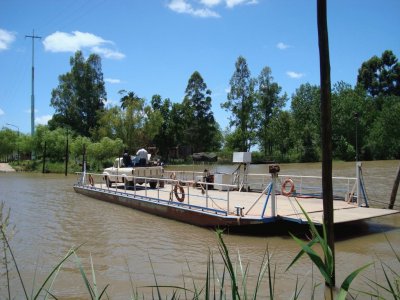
[
  {"left": 64, "top": 128, "right": 69, "bottom": 176},
  {"left": 42, "top": 141, "right": 47, "bottom": 174},
  {"left": 317, "top": 0, "right": 335, "bottom": 286},
  {"left": 389, "top": 163, "right": 400, "bottom": 209}
]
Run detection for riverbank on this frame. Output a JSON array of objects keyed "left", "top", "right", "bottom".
[{"left": 0, "top": 163, "right": 16, "bottom": 172}]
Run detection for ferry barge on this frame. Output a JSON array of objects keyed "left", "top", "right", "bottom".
[{"left": 73, "top": 161, "right": 398, "bottom": 229}]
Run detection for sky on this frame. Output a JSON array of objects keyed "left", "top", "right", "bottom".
[{"left": 0, "top": 0, "right": 399, "bottom": 135}]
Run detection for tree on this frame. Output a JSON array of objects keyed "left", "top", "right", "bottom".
[
  {"left": 221, "top": 56, "right": 257, "bottom": 151},
  {"left": 182, "top": 71, "right": 221, "bottom": 153},
  {"left": 357, "top": 50, "right": 400, "bottom": 99},
  {"left": 50, "top": 51, "right": 106, "bottom": 137},
  {"left": 118, "top": 90, "right": 146, "bottom": 151},
  {"left": 290, "top": 83, "right": 320, "bottom": 161},
  {"left": 87, "top": 137, "right": 124, "bottom": 169},
  {"left": 268, "top": 111, "right": 293, "bottom": 161},
  {"left": 331, "top": 82, "right": 373, "bottom": 160},
  {"left": 256, "top": 66, "right": 287, "bottom": 156},
  {"left": 33, "top": 125, "right": 67, "bottom": 161},
  {"left": 0, "top": 128, "right": 17, "bottom": 160},
  {"left": 366, "top": 96, "right": 400, "bottom": 159},
  {"left": 151, "top": 96, "right": 175, "bottom": 160}
]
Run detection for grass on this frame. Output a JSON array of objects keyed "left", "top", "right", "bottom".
[{"left": 1, "top": 200, "right": 399, "bottom": 299}]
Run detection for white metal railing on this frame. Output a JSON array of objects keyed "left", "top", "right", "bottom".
[
  {"left": 163, "top": 170, "right": 357, "bottom": 200},
  {"left": 75, "top": 170, "right": 360, "bottom": 217},
  {"left": 75, "top": 172, "right": 237, "bottom": 216}
]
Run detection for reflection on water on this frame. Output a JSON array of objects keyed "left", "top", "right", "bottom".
[{"left": 0, "top": 160, "right": 399, "bottom": 299}]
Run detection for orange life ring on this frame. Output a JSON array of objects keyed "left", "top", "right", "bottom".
[
  {"left": 88, "top": 174, "right": 94, "bottom": 186},
  {"left": 174, "top": 185, "right": 185, "bottom": 202},
  {"left": 281, "top": 178, "right": 294, "bottom": 196}
]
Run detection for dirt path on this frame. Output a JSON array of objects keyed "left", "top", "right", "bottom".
[{"left": 0, "top": 163, "right": 16, "bottom": 172}]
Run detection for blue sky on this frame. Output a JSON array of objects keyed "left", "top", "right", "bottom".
[{"left": 0, "top": 0, "right": 399, "bottom": 134}]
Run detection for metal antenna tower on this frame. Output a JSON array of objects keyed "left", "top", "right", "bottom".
[{"left": 25, "top": 30, "right": 42, "bottom": 137}]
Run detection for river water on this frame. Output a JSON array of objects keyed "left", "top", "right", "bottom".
[{"left": 0, "top": 161, "right": 399, "bottom": 299}]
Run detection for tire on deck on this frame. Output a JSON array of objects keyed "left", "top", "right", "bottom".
[
  {"left": 105, "top": 176, "right": 113, "bottom": 187},
  {"left": 149, "top": 181, "right": 157, "bottom": 189}
]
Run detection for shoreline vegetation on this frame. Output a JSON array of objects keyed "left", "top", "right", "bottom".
[{"left": 0, "top": 201, "right": 399, "bottom": 299}]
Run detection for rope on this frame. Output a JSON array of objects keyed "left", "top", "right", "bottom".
[{"left": 198, "top": 183, "right": 225, "bottom": 211}]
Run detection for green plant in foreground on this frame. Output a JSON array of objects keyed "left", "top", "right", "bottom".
[
  {"left": 360, "top": 235, "right": 400, "bottom": 299},
  {"left": 286, "top": 200, "right": 372, "bottom": 300},
  {"left": 1, "top": 225, "right": 77, "bottom": 299},
  {"left": 215, "top": 229, "right": 279, "bottom": 300}
]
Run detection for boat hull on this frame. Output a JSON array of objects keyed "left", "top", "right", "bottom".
[{"left": 73, "top": 185, "right": 271, "bottom": 228}]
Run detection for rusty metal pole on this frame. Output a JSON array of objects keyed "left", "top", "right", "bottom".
[{"left": 317, "top": 0, "right": 335, "bottom": 286}]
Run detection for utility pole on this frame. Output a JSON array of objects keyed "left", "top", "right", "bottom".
[{"left": 26, "top": 29, "right": 41, "bottom": 159}]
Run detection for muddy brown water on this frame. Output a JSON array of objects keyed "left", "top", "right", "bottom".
[{"left": 0, "top": 161, "right": 399, "bottom": 299}]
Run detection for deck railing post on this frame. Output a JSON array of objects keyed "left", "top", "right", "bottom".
[
  {"left": 134, "top": 177, "right": 136, "bottom": 196},
  {"left": 187, "top": 184, "right": 190, "bottom": 205},
  {"left": 206, "top": 183, "right": 209, "bottom": 208},
  {"left": 227, "top": 189, "right": 230, "bottom": 214}
]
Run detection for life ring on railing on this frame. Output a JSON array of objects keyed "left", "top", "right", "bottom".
[
  {"left": 281, "top": 178, "right": 294, "bottom": 196},
  {"left": 88, "top": 174, "right": 94, "bottom": 186},
  {"left": 174, "top": 185, "right": 185, "bottom": 202}
]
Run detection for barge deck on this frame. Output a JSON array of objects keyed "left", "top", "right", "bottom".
[{"left": 73, "top": 171, "right": 398, "bottom": 229}]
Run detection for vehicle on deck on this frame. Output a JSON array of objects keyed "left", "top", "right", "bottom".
[{"left": 103, "top": 155, "right": 163, "bottom": 189}]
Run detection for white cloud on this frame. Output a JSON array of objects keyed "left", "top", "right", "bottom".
[
  {"left": 0, "top": 28, "right": 16, "bottom": 51},
  {"left": 167, "top": 0, "right": 258, "bottom": 16},
  {"left": 92, "top": 46, "right": 125, "bottom": 60},
  {"left": 286, "top": 71, "right": 305, "bottom": 79},
  {"left": 43, "top": 31, "right": 125, "bottom": 60},
  {"left": 35, "top": 115, "right": 52, "bottom": 125},
  {"left": 200, "top": 0, "right": 223, "bottom": 7},
  {"left": 277, "top": 42, "right": 291, "bottom": 50},
  {"left": 168, "top": 0, "right": 220, "bottom": 17},
  {"left": 105, "top": 78, "right": 121, "bottom": 84},
  {"left": 0, "top": 108, "right": 4, "bottom": 116},
  {"left": 226, "top": 0, "right": 258, "bottom": 8}
]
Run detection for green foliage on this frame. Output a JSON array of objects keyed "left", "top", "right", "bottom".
[
  {"left": 222, "top": 56, "right": 257, "bottom": 152},
  {"left": 256, "top": 66, "right": 288, "bottom": 156},
  {"left": 291, "top": 83, "right": 321, "bottom": 162},
  {"left": 365, "top": 96, "right": 400, "bottom": 159},
  {"left": 180, "top": 71, "right": 222, "bottom": 153},
  {"left": 50, "top": 50, "right": 106, "bottom": 137},
  {"left": 87, "top": 137, "right": 124, "bottom": 170},
  {"left": 0, "top": 128, "right": 17, "bottom": 158},
  {"left": 287, "top": 201, "right": 372, "bottom": 299},
  {"left": 6, "top": 50, "right": 399, "bottom": 164},
  {"left": 357, "top": 50, "right": 400, "bottom": 98},
  {"left": 33, "top": 125, "right": 68, "bottom": 161}
]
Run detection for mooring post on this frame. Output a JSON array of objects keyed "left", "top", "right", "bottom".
[
  {"left": 389, "top": 163, "right": 400, "bottom": 209},
  {"left": 269, "top": 165, "right": 280, "bottom": 217},
  {"left": 356, "top": 161, "right": 362, "bottom": 207}
]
